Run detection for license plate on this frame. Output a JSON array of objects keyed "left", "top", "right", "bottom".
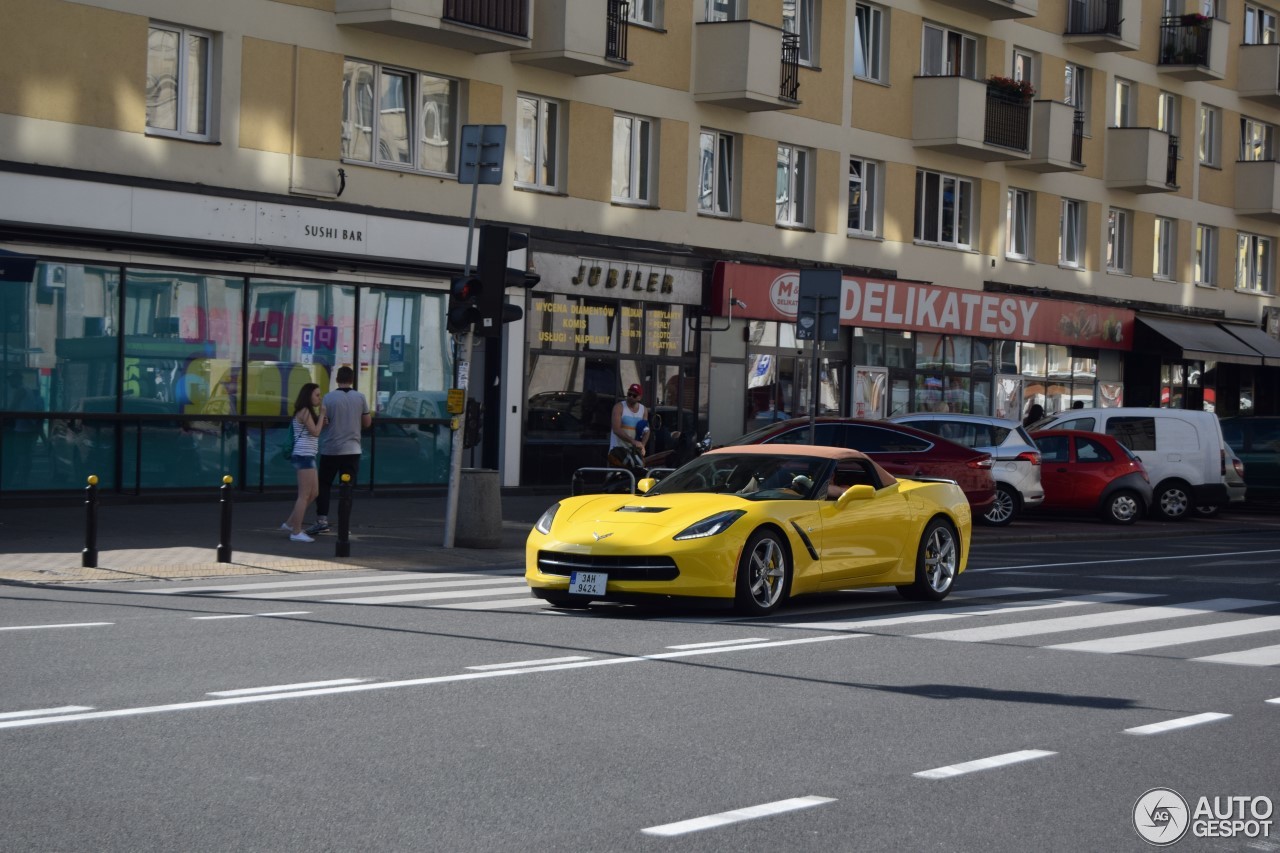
[{"left": 569, "top": 571, "right": 607, "bottom": 596}]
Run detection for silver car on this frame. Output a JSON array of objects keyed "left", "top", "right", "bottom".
[{"left": 889, "top": 413, "right": 1045, "bottom": 526}]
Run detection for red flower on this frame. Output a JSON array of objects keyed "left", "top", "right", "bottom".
[{"left": 987, "top": 75, "right": 1036, "bottom": 98}]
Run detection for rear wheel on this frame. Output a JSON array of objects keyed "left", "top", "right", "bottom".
[
  {"left": 981, "top": 484, "right": 1019, "bottom": 526},
  {"left": 1101, "top": 489, "right": 1142, "bottom": 525},
  {"left": 1153, "top": 481, "right": 1192, "bottom": 521},
  {"left": 897, "top": 518, "right": 959, "bottom": 602},
  {"left": 734, "top": 529, "right": 791, "bottom": 616}
]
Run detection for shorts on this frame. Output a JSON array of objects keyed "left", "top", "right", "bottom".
[{"left": 291, "top": 454, "right": 317, "bottom": 470}]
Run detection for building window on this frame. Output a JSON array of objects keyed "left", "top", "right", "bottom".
[
  {"left": 628, "top": 0, "right": 661, "bottom": 26},
  {"left": 776, "top": 144, "right": 811, "bottom": 227},
  {"left": 612, "top": 113, "right": 653, "bottom": 204},
  {"left": 1154, "top": 217, "right": 1176, "bottom": 279},
  {"left": 341, "top": 61, "right": 459, "bottom": 174},
  {"left": 921, "top": 24, "right": 977, "bottom": 78},
  {"left": 146, "top": 23, "right": 214, "bottom": 141},
  {"left": 1006, "top": 188, "right": 1032, "bottom": 260},
  {"left": 699, "top": 129, "right": 736, "bottom": 216},
  {"left": 706, "top": 0, "right": 740, "bottom": 21},
  {"left": 1157, "top": 91, "right": 1179, "bottom": 135},
  {"left": 1059, "top": 198, "right": 1084, "bottom": 267},
  {"left": 914, "top": 169, "right": 974, "bottom": 249},
  {"left": 515, "top": 93, "right": 560, "bottom": 191},
  {"left": 1107, "top": 208, "right": 1131, "bottom": 273},
  {"left": 1064, "top": 63, "right": 1089, "bottom": 128},
  {"left": 783, "top": 0, "right": 817, "bottom": 65},
  {"left": 1199, "top": 105, "right": 1221, "bottom": 166},
  {"left": 1245, "top": 4, "right": 1278, "bottom": 43},
  {"left": 1194, "top": 224, "right": 1217, "bottom": 286},
  {"left": 848, "top": 157, "right": 879, "bottom": 236},
  {"left": 853, "top": 2, "right": 884, "bottom": 81},
  {"left": 1113, "top": 78, "right": 1134, "bottom": 127},
  {"left": 1237, "top": 233, "right": 1274, "bottom": 292},
  {"left": 1012, "top": 48, "right": 1036, "bottom": 90},
  {"left": 1241, "top": 117, "right": 1275, "bottom": 161}
]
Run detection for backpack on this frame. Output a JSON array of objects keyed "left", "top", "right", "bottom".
[{"left": 280, "top": 418, "right": 297, "bottom": 462}]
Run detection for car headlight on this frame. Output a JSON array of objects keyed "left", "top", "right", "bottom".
[
  {"left": 673, "top": 510, "right": 746, "bottom": 541},
  {"left": 533, "top": 503, "right": 560, "bottom": 535}
]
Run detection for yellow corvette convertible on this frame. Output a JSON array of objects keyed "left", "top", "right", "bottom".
[{"left": 526, "top": 445, "right": 971, "bottom": 615}]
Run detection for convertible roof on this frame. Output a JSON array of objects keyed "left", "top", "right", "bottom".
[{"left": 704, "top": 444, "right": 898, "bottom": 486}]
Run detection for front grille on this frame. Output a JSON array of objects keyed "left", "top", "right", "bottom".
[{"left": 537, "top": 551, "right": 679, "bottom": 581}]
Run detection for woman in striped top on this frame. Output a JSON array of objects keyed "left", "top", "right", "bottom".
[{"left": 284, "top": 383, "right": 326, "bottom": 542}]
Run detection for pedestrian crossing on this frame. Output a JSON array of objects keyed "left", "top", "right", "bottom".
[{"left": 134, "top": 574, "right": 1280, "bottom": 667}]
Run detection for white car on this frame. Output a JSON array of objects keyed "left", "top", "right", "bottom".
[
  {"left": 1197, "top": 444, "right": 1246, "bottom": 517},
  {"left": 889, "top": 413, "right": 1044, "bottom": 526}
]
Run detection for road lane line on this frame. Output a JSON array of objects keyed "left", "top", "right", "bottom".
[
  {"left": 192, "top": 611, "right": 311, "bottom": 620},
  {"left": 969, "top": 548, "right": 1280, "bottom": 573},
  {"left": 779, "top": 592, "right": 1154, "bottom": 632},
  {"left": 0, "top": 622, "right": 112, "bottom": 631},
  {"left": 1124, "top": 713, "right": 1231, "bottom": 735},
  {"left": 466, "top": 656, "right": 592, "bottom": 671},
  {"left": 1193, "top": 643, "right": 1280, "bottom": 666},
  {"left": 225, "top": 578, "right": 526, "bottom": 600},
  {"left": 666, "top": 638, "right": 769, "bottom": 650},
  {"left": 1048, "top": 615, "right": 1280, "bottom": 654},
  {"left": 0, "top": 706, "right": 93, "bottom": 720},
  {"left": 914, "top": 749, "right": 1056, "bottom": 780},
  {"left": 641, "top": 796, "right": 836, "bottom": 837},
  {"left": 208, "top": 679, "right": 369, "bottom": 697}
]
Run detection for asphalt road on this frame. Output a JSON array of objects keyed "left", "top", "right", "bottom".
[{"left": 2, "top": 532, "right": 1279, "bottom": 852}]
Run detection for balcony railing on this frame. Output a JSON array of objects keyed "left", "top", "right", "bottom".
[
  {"left": 984, "top": 86, "right": 1031, "bottom": 151},
  {"left": 1071, "top": 110, "right": 1085, "bottom": 165},
  {"left": 780, "top": 31, "right": 801, "bottom": 101},
  {"left": 1166, "top": 134, "right": 1180, "bottom": 187},
  {"left": 1067, "top": 0, "right": 1122, "bottom": 35},
  {"left": 444, "top": 0, "right": 529, "bottom": 37},
  {"left": 606, "top": 0, "right": 629, "bottom": 61},
  {"left": 1160, "top": 15, "right": 1210, "bottom": 66}
]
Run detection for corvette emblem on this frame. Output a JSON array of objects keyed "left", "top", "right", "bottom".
[{"left": 592, "top": 531, "right": 613, "bottom": 542}]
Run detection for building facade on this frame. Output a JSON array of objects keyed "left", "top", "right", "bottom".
[{"left": 1, "top": 0, "right": 1277, "bottom": 496}]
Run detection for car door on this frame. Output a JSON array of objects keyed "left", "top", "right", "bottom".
[
  {"left": 1035, "top": 434, "right": 1078, "bottom": 509},
  {"left": 817, "top": 460, "right": 908, "bottom": 583},
  {"left": 837, "top": 424, "right": 935, "bottom": 478},
  {"left": 1070, "top": 434, "right": 1118, "bottom": 510}
]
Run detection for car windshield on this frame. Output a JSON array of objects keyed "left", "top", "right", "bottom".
[{"left": 647, "top": 453, "right": 833, "bottom": 501}]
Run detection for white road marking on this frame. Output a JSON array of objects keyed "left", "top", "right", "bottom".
[
  {"left": 135, "top": 573, "right": 471, "bottom": 593},
  {"left": 970, "top": 548, "right": 1280, "bottom": 573},
  {"left": 1193, "top": 644, "right": 1280, "bottom": 666},
  {"left": 1124, "top": 712, "right": 1231, "bottom": 735},
  {"left": 208, "top": 679, "right": 368, "bottom": 697},
  {"left": 914, "top": 749, "right": 1056, "bottom": 780},
  {"left": 0, "top": 633, "right": 866, "bottom": 730},
  {"left": 918, "top": 598, "right": 1268, "bottom": 643},
  {"left": 466, "top": 656, "right": 592, "bottom": 671},
  {"left": 0, "top": 706, "right": 93, "bottom": 720},
  {"left": 0, "top": 622, "right": 112, "bottom": 631},
  {"left": 437, "top": 597, "right": 550, "bottom": 610},
  {"left": 666, "top": 638, "right": 768, "bottom": 650},
  {"left": 224, "top": 577, "right": 525, "bottom": 600},
  {"left": 334, "top": 584, "right": 531, "bottom": 605},
  {"left": 191, "top": 611, "right": 310, "bottom": 620},
  {"left": 778, "top": 592, "right": 1154, "bottom": 632},
  {"left": 1049, "top": 615, "right": 1280, "bottom": 654},
  {"left": 641, "top": 796, "right": 836, "bottom": 837}
]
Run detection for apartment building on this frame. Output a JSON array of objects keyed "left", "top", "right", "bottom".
[{"left": 0, "top": 0, "right": 1277, "bottom": 496}]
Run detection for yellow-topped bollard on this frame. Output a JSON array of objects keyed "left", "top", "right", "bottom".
[
  {"left": 87, "top": 474, "right": 99, "bottom": 486},
  {"left": 223, "top": 475, "right": 233, "bottom": 485},
  {"left": 82, "top": 474, "right": 100, "bottom": 567},
  {"left": 336, "top": 472, "right": 353, "bottom": 557},
  {"left": 217, "top": 474, "right": 235, "bottom": 563}
]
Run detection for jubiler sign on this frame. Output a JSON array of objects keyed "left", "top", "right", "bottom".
[{"left": 712, "top": 262, "right": 1135, "bottom": 351}]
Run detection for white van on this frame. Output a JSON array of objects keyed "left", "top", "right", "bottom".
[{"left": 1034, "top": 407, "right": 1227, "bottom": 521}]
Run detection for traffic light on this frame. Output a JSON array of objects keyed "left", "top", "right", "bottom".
[
  {"left": 446, "top": 274, "right": 482, "bottom": 334},
  {"left": 476, "top": 224, "right": 542, "bottom": 337}
]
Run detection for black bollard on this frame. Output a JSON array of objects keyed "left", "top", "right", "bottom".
[
  {"left": 216, "top": 475, "right": 234, "bottom": 563},
  {"left": 81, "top": 475, "right": 99, "bottom": 568},
  {"left": 335, "top": 473, "right": 352, "bottom": 558}
]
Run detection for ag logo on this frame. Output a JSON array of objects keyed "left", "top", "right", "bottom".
[{"left": 1134, "top": 788, "right": 1190, "bottom": 846}]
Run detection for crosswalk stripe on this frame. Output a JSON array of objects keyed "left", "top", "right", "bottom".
[
  {"left": 224, "top": 577, "right": 526, "bottom": 600},
  {"left": 134, "top": 573, "right": 467, "bottom": 593},
  {"left": 334, "top": 584, "right": 532, "bottom": 605},
  {"left": 1192, "top": 643, "right": 1280, "bottom": 666},
  {"left": 777, "top": 592, "right": 1154, "bottom": 632},
  {"left": 916, "top": 598, "right": 1269, "bottom": 644},
  {"left": 1048, "top": 615, "right": 1280, "bottom": 654},
  {"left": 437, "top": 597, "right": 548, "bottom": 611}
]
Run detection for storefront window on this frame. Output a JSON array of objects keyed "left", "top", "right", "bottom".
[{"left": 644, "top": 304, "right": 683, "bottom": 357}]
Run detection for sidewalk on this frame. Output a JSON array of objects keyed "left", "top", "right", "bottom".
[{"left": 1, "top": 489, "right": 1275, "bottom": 586}]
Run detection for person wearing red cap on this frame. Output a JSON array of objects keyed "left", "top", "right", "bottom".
[{"left": 609, "top": 383, "right": 648, "bottom": 465}]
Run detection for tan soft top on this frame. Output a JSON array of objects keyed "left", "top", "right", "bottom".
[{"left": 705, "top": 444, "right": 898, "bottom": 487}]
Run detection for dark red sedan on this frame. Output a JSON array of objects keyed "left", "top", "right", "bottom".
[
  {"left": 1030, "top": 429, "right": 1153, "bottom": 524},
  {"left": 730, "top": 417, "right": 996, "bottom": 516}
]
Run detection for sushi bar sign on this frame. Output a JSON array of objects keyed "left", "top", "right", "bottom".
[{"left": 711, "top": 262, "right": 1135, "bottom": 351}]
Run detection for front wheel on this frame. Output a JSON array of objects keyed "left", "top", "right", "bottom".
[
  {"left": 1102, "top": 489, "right": 1142, "bottom": 525},
  {"left": 734, "top": 529, "right": 791, "bottom": 616},
  {"left": 981, "top": 483, "right": 1019, "bottom": 526},
  {"left": 897, "top": 518, "right": 959, "bottom": 602},
  {"left": 1153, "top": 481, "right": 1192, "bottom": 521}
]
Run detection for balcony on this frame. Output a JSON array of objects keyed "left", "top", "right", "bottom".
[
  {"left": 516, "top": 0, "right": 631, "bottom": 75},
  {"left": 1064, "top": 0, "right": 1139, "bottom": 51},
  {"left": 931, "top": 0, "right": 1037, "bottom": 20},
  {"left": 1105, "top": 127, "right": 1179, "bottom": 192},
  {"left": 1012, "top": 101, "right": 1086, "bottom": 173},
  {"left": 1157, "top": 14, "right": 1228, "bottom": 80},
  {"left": 1238, "top": 44, "right": 1280, "bottom": 106},
  {"left": 912, "top": 77, "right": 1031, "bottom": 161},
  {"left": 334, "top": 0, "right": 530, "bottom": 53},
  {"left": 1235, "top": 160, "right": 1280, "bottom": 221},
  {"left": 692, "top": 20, "right": 801, "bottom": 111}
]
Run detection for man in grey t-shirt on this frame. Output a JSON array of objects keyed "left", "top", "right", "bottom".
[{"left": 308, "top": 365, "right": 371, "bottom": 534}]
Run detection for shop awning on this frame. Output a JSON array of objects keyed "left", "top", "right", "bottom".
[
  {"left": 1136, "top": 316, "right": 1263, "bottom": 365},
  {"left": 1220, "top": 323, "right": 1280, "bottom": 367},
  {"left": 0, "top": 248, "right": 38, "bottom": 283}
]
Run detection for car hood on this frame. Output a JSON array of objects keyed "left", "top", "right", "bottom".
[{"left": 548, "top": 492, "right": 761, "bottom": 545}]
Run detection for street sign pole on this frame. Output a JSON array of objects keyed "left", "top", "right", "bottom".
[
  {"left": 796, "top": 270, "right": 843, "bottom": 444},
  {"left": 444, "top": 125, "right": 505, "bottom": 549}
]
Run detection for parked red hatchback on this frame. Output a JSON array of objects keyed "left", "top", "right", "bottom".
[
  {"left": 731, "top": 417, "right": 997, "bottom": 516},
  {"left": 1029, "top": 429, "right": 1153, "bottom": 525}
]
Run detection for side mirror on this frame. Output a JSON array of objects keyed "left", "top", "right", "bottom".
[
  {"left": 637, "top": 477, "right": 657, "bottom": 493},
  {"left": 835, "top": 484, "right": 876, "bottom": 509}
]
